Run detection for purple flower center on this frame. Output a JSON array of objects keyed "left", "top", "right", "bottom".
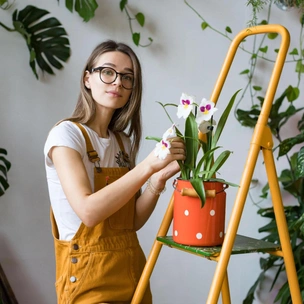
[
  {"left": 200, "top": 104, "right": 212, "bottom": 113},
  {"left": 182, "top": 99, "right": 190, "bottom": 106},
  {"left": 162, "top": 140, "right": 168, "bottom": 148}
]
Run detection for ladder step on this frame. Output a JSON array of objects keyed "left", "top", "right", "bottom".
[{"left": 157, "top": 235, "right": 281, "bottom": 258}]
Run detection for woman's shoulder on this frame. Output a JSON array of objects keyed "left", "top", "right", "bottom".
[{"left": 44, "top": 121, "right": 86, "bottom": 155}]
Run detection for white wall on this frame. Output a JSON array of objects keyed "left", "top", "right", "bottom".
[{"left": 0, "top": 0, "right": 301, "bottom": 303}]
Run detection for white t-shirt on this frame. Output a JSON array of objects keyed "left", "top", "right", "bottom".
[{"left": 44, "top": 121, "right": 131, "bottom": 241}]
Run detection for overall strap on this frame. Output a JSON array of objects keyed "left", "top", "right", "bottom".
[{"left": 73, "top": 122, "right": 100, "bottom": 164}]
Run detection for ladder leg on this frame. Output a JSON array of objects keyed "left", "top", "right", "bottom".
[
  {"left": 263, "top": 148, "right": 302, "bottom": 303},
  {"left": 221, "top": 271, "right": 231, "bottom": 304},
  {"left": 131, "top": 195, "right": 174, "bottom": 303}
]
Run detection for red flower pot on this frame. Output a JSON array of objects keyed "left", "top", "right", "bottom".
[{"left": 173, "top": 179, "right": 227, "bottom": 246}]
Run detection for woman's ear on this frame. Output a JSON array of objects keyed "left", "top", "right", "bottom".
[{"left": 84, "top": 71, "right": 91, "bottom": 89}]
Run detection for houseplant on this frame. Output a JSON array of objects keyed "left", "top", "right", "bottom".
[{"left": 147, "top": 90, "right": 240, "bottom": 246}]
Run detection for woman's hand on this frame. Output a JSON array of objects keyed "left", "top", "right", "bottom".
[{"left": 145, "top": 137, "right": 186, "bottom": 189}]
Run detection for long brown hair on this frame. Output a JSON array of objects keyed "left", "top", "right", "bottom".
[{"left": 63, "top": 40, "right": 143, "bottom": 166}]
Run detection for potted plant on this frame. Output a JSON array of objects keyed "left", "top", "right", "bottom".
[{"left": 147, "top": 90, "right": 240, "bottom": 246}]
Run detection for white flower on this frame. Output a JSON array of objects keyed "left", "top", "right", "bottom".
[
  {"left": 196, "top": 98, "right": 218, "bottom": 124},
  {"left": 162, "top": 124, "right": 177, "bottom": 140},
  {"left": 154, "top": 139, "right": 171, "bottom": 160},
  {"left": 177, "top": 93, "right": 195, "bottom": 119},
  {"left": 198, "top": 120, "right": 216, "bottom": 134}
]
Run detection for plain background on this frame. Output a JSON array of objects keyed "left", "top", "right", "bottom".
[{"left": 0, "top": 0, "right": 302, "bottom": 303}]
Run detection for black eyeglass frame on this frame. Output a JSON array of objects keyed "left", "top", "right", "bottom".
[{"left": 90, "top": 66, "right": 134, "bottom": 90}]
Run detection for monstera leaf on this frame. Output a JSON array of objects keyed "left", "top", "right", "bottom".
[
  {"left": 0, "top": 148, "right": 11, "bottom": 197},
  {"left": 59, "top": 0, "right": 98, "bottom": 22},
  {"left": 12, "top": 5, "right": 71, "bottom": 79}
]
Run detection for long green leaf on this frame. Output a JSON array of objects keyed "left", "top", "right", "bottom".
[
  {"left": 212, "top": 89, "right": 241, "bottom": 148},
  {"left": 190, "top": 178, "right": 206, "bottom": 208},
  {"left": 184, "top": 113, "right": 199, "bottom": 179},
  {"left": 206, "top": 150, "right": 232, "bottom": 180}
]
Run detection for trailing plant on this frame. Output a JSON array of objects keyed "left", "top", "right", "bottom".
[
  {"left": 184, "top": 0, "right": 304, "bottom": 303},
  {"left": 58, "top": 0, "right": 153, "bottom": 47}
]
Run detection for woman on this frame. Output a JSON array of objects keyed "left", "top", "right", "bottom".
[{"left": 44, "top": 40, "right": 185, "bottom": 304}]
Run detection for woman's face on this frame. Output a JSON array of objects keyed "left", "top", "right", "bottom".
[{"left": 84, "top": 51, "right": 133, "bottom": 112}]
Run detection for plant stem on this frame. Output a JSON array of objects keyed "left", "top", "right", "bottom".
[{"left": 0, "top": 21, "right": 15, "bottom": 32}]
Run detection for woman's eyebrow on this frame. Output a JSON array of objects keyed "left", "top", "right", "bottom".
[{"left": 101, "top": 62, "right": 134, "bottom": 73}]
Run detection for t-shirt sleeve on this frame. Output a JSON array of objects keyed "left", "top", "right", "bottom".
[{"left": 44, "top": 121, "right": 86, "bottom": 167}]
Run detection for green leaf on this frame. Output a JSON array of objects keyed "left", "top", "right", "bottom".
[
  {"left": 74, "top": 0, "right": 98, "bottom": 22},
  {"left": 259, "top": 20, "right": 268, "bottom": 25},
  {"left": 13, "top": 5, "right": 71, "bottom": 79},
  {"left": 59, "top": 0, "right": 98, "bottom": 21},
  {"left": 225, "top": 26, "right": 232, "bottom": 33},
  {"left": 240, "top": 69, "right": 250, "bottom": 75},
  {"left": 236, "top": 108, "right": 260, "bottom": 128},
  {"left": 184, "top": 113, "right": 199, "bottom": 179},
  {"left": 259, "top": 46, "right": 268, "bottom": 53},
  {"left": 212, "top": 89, "right": 241, "bottom": 148},
  {"left": 296, "top": 60, "right": 304, "bottom": 73},
  {"left": 120, "top": 0, "right": 127, "bottom": 11},
  {"left": 298, "top": 113, "right": 304, "bottom": 131},
  {"left": 65, "top": 0, "right": 73, "bottom": 12},
  {"left": 301, "top": 13, "right": 304, "bottom": 25},
  {"left": 253, "top": 86, "right": 262, "bottom": 91},
  {"left": 190, "top": 178, "right": 206, "bottom": 208},
  {"left": 267, "top": 33, "right": 278, "bottom": 39},
  {"left": 206, "top": 150, "right": 232, "bottom": 180},
  {"left": 289, "top": 48, "right": 299, "bottom": 56},
  {"left": 201, "top": 21, "right": 208, "bottom": 30},
  {"left": 132, "top": 32, "right": 140, "bottom": 46},
  {"left": 135, "top": 12, "right": 145, "bottom": 27},
  {"left": 274, "top": 48, "right": 279, "bottom": 53},
  {"left": 278, "top": 132, "right": 304, "bottom": 157},
  {"left": 295, "top": 147, "right": 304, "bottom": 179},
  {"left": 286, "top": 85, "right": 300, "bottom": 102}
]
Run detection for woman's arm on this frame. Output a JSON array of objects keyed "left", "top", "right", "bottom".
[
  {"left": 50, "top": 137, "right": 185, "bottom": 227},
  {"left": 133, "top": 161, "right": 181, "bottom": 230}
]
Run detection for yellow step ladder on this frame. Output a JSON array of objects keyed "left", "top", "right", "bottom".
[{"left": 131, "top": 24, "right": 302, "bottom": 304}]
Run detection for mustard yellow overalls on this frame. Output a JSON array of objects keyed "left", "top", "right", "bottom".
[{"left": 50, "top": 123, "right": 152, "bottom": 304}]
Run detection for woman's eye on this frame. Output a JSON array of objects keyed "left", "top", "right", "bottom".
[
  {"left": 123, "top": 75, "right": 134, "bottom": 81},
  {"left": 102, "top": 69, "right": 114, "bottom": 76}
]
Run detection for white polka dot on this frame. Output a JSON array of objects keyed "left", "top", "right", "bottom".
[
  {"left": 184, "top": 210, "right": 189, "bottom": 216},
  {"left": 219, "top": 232, "right": 223, "bottom": 238},
  {"left": 174, "top": 230, "right": 178, "bottom": 236},
  {"left": 210, "top": 210, "right": 215, "bottom": 216},
  {"left": 196, "top": 233, "right": 203, "bottom": 239}
]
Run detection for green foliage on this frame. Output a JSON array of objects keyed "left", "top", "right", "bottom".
[
  {"left": 59, "top": 0, "right": 98, "bottom": 22},
  {"left": 0, "top": 149, "right": 11, "bottom": 197},
  {"left": 119, "top": 0, "right": 153, "bottom": 47},
  {"left": 2, "top": 5, "right": 71, "bottom": 79}
]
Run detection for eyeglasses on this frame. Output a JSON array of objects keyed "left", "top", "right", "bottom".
[{"left": 90, "top": 66, "right": 134, "bottom": 90}]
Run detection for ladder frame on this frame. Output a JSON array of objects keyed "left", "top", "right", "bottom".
[{"left": 132, "top": 24, "right": 302, "bottom": 304}]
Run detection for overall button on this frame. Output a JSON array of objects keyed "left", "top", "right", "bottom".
[
  {"left": 70, "top": 276, "right": 77, "bottom": 283},
  {"left": 73, "top": 244, "right": 79, "bottom": 250},
  {"left": 71, "top": 257, "right": 78, "bottom": 264}
]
